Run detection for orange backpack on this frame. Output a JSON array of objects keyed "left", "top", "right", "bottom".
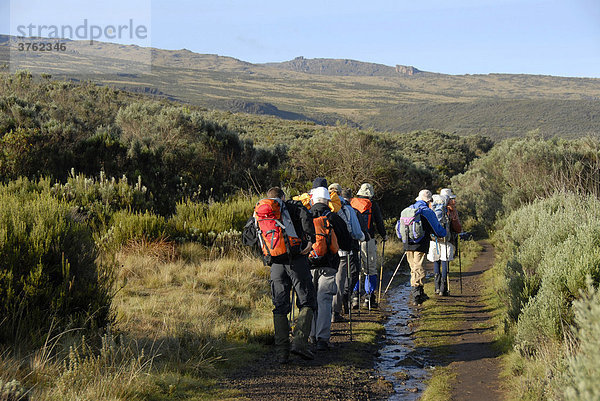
[
  {"left": 309, "top": 212, "right": 339, "bottom": 261},
  {"left": 350, "top": 197, "right": 372, "bottom": 231},
  {"left": 254, "top": 199, "right": 301, "bottom": 258}
]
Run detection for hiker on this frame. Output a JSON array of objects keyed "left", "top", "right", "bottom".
[
  {"left": 428, "top": 188, "right": 462, "bottom": 296},
  {"left": 341, "top": 188, "right": 363, "bottom": 313},
  {"left": 254, "top": 187, "right": 317, "bottom": 363},
  {"left": 293, "top": 177, "right": 342, "bottom": 213},
  {"left": 328, "top": 183, "right": 365, "bottom": 322},
  {"left": 399, "top": 189, "right": 447, "bottom": 305},
  {"left": 308, "top": 186, "right": 352, "bottom": 351},
  {"left": 350, "top": 183, "right": 387, "bottom": 309}
]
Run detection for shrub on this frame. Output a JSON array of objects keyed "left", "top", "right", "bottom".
[
  {"left": 0, "top": 189, "right": 111, "bottom": 344},
  {"left": 170, "top": 195, "right": 256, "bottom": 244},
  {"left": 492, "top": 192, "right": 600, "bottom": 355},
  {"left": 452, "top": 136, "right": 600, "bottom": 232},
  {"left": 99, "top": 210, "right": 169, "bottom": 253},
  {"left": 563, "top": 281, "right": 600, "bottom": 401}
]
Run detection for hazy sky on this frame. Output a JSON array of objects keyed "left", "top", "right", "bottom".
[{"left": 2, "top": 0, "right": 600, "bottom": 77}]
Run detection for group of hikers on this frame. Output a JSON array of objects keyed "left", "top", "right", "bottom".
[{"left": 246, "top": 178, "right": 462, "bottom": 364}]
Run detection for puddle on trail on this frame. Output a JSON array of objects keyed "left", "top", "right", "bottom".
[{"left": 376, "top": 273, "right": 431, "bottom": 400}]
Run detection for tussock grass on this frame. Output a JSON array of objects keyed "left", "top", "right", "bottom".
[{"left": 1, "top": 240, "right": 273, "bottom": 400}]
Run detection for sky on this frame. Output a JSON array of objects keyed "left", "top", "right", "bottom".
[{"left": 2, "top": 0, "right": 600, "bottom": 77}]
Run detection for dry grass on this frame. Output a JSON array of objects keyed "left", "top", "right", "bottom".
[{"left": 1, "top": 241, "right": 274, "bottom": 400}]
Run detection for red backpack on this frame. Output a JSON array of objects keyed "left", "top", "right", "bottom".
[
  {"left": 309, "top": 212, "right": 339, "bottom": 262},
  {"left": 254, "top": 198, "right": 301, "bottom": 258},
  {"left": 350, "top": 197, "right": 372, "bottom": 232}
]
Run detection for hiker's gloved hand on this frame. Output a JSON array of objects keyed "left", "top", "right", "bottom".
[
  {"left": 301, "top": 241, "right": 313, "bottom": 255},
  {"left": 382, "top": 235, "right": 388, "bottom": 242}
]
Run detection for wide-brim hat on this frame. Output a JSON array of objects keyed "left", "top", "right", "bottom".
[
  {"left": 440, "top": 188, "right": 456, "bottom": 199},
  {"left": 416, "top": 189, "right": 433, "bottom": 202},
  {"left": 356, "top": 183, "right": 374, "bottom": 198}
]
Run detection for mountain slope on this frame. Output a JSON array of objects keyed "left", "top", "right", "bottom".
[{"left": 2, "top": 35, "right": 600, "bottom": 138}]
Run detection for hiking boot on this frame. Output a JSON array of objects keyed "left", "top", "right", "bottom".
[
  {"left": 332, "top": 312, "right": 346, "bottom": 323},
  {"left": 434, "top": 274, "right": 441, "bottom": 294},
  {"left": 351, "top": 292, "right": 360, "bottom": 310},
  {"left": 342, "top": 294, "right": 349, "bottom": 314},
  {"left": 410, "top": 287, "right": 422, "bottom": 306},
  {"left": 273, "top": 314, "right": 290, "bottom": 364},
  {"left": 369, "top": 293, "right": 378, "bottom": 309},
  {"left": 291, "top": 307, "right": 315, "bottom": 360},
  {"left": 316, "top": 340, "right": 330, "bottom": 352},
  {"left": 418, "top": 285, "right": 429, "bottom": 301}
]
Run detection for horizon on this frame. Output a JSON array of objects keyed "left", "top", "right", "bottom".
[{"left": 1, "top": 0, "right": 599, "bottom": 78}]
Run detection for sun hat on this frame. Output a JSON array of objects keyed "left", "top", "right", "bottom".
[
  {"left": 416, "top": 189, "right": 433, "bottom": 202},
  {"left": 356, "top": 183, "right": 374, "bottom": 198},
  {"left": 328, "top": 183, "right": 343, "bottom": 194},
  {"left": 440, "top": 188, "right": 456, "bottom": 199}
]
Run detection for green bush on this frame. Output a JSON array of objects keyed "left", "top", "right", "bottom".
[
  {"left": 493, "top": 193, "right": 600, "bottom": 353},
  {"left": 170, "top": 195, "right": 257, "bottom": 244},
  {"left": 99, "top": 210, "right": 169, "bottom": 252},
  {"left": 563, "top": 281, "right": 600, "bottom": 401},
  {"left": 0, "top": 189, "right": 111, "bottom": 344},
  {"left": 452, "top": 136, "right": 600, "bottom": 232}
]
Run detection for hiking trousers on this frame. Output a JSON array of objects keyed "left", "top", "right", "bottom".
[
  {"left": 310, "top": 267, "right": 337, "bottom": 341},
  {"left": 332, "top": 252, "right": 349, "bottom": 315},
  {"left": 270, "top": 256, "right": 317, "bottom": 315},
  {"left": 360, "top": 238, "right": 378, "bottom": 276},
  {"left": 433, "top": 260, "right": 449, "bottom": 294},
  {"left": 405, "top": 250, "right": 426, "bottom": 287}
]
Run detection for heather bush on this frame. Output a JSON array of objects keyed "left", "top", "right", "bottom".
[
  {"left": 98, "top": 210, "right": 169, "bottom": 253},
  {"left": 562, "top": 281, "right": 600, "bottom": 401},
  {"left": 0, "top": 189, "right": 111, "bottom": 344},
  {"left": 495, "top": 193, "right": 600, "bottom": 327},
  {"left": 170, "top": 195, "right": 256, "bottom": 243},
  {"left": 452, "top": 136, "right": 600, "bottom": 232}
]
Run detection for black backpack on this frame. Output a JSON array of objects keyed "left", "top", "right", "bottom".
[{"left": 242, "top": 216, "right": 258, "bottom": 247}]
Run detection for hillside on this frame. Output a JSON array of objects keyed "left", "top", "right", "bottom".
[
  {"left": 263, "top": 56, "right": 425, "bottom": 77},
  {"left": 2, "top": 35, "right": 600, "bottom": 138}
]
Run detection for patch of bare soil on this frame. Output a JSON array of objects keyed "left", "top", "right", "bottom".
[{"left": 221, "top": 307, "right": 393, "bottom": 401}]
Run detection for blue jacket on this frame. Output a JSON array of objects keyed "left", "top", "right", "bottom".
[
  {"left": 404, "top": 200, "right": 447, "bottom": 253},
  {"left": 338, "top": 198, "right": 366, "bottom": 242}
]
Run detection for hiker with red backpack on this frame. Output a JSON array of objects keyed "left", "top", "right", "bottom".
[
  {"left": 328, "top": 183, "right": 365, "bottom": 323},
  {"left": 307, "top": 186, "right": 352, "bottom": 351},
  {"left": 396, "top": 189, "right": 447, "bottom": 306},
  {"left": 350, "top": 183, "right": 387, "bottom": 309},
  {"left": 254, "top": 187, "right": 317, "bottom": 363}
]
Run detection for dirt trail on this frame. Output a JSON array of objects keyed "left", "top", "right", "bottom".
[
  {"left": 221, "top": 309, "right": 393, "bottom": 401},
  {"left": 438, "top": 241, "right": 503, "bottom": 401}
]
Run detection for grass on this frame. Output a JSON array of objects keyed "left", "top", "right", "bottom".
[{"left": 1, "top": 240, "right": 274, "bottom": 400}]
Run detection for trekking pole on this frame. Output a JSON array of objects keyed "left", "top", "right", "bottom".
[
  {"left": 290, "top": 289, "right": 296, "bottom": 325},
  {"left": 347, "top": 252, "right": 353, "bottom": 341},
  {"left": 458, "top": 236, "right": 463, "bottom": 294},
  {"left": 384, "top": 252, "right": 406, "bottom": 294},
  {"left": 445, "top": 237, "right": 450, "bottom": 294},
  {"left": 378, "top": 240, "right": 385, "bottom": 305},
  {"left": 357, "top": 244, "right": 362, "bottom": 316},
  {"left": 367, "top": 240, "right": 371, "bottom": 312}
]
